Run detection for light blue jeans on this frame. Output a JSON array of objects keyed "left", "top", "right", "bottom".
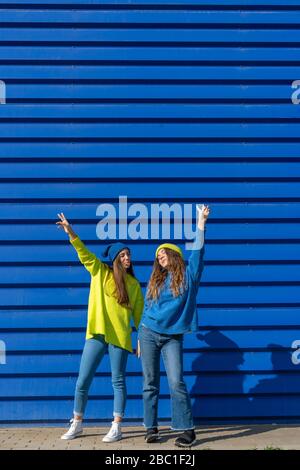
[
  {"left": 138, "top": 324, "right": 194, "bottom": 431},
  {"left": 74, "top": 334, "right": 129, "bottom": 418}
]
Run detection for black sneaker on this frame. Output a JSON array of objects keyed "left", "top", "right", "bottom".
[
  {"left": 175, "top": 429, "right": 196, "bottom": 447},
  {"left": 145, "top": 427, "right": 160, "bottom": 443}
]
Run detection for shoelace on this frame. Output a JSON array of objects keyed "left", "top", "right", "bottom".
[
  {"left": 68, "top": 418, "right": 80, "bottom": 433},
  {"left": 108, "top": 423, "right": 119, "bottom": 435}
]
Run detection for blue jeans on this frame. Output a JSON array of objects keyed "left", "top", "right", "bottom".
[
  {"left": 138, "top": 324, "right": 194, "bottom": 431},
  {"left": 74, "top": 334, "right": 129, "bottom": 418}
]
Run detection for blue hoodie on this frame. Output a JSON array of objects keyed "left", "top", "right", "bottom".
[{"left": 140, "top": 228, "right": 206, "bottom": 335}]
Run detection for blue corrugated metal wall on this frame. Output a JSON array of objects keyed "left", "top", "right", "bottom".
[{"left": 0, "top": 0, "right": 300, "bottom": 425}]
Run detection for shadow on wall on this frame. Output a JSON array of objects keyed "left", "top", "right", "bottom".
[
  {"left": 191, "top": 333, "right": 299, "bottom": 424},
  {"left": 189, "top": 336, "right": 300, "bottom": 446},
  {"left": 248, "top": 344, "right": 298, "bottom": 395},
  {"left": 191, "top": 330, "right": 245, "bottom": 420}
]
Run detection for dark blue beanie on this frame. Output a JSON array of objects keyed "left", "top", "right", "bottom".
[{"left": 101, "top": 242, "right": 130, "bottom": 263}]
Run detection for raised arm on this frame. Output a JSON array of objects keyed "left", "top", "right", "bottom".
[
  {"left": 187, "top": 205, "right": 210, "bottom": 285},
  {"left": 56, "top": 212, "right": 101, "bottom": 276}
]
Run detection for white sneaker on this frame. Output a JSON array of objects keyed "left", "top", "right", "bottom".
[
  {"left": 61, "top": 418, "right": 83, "bottom": 440},
  {"left": 102, "top": 421, "right": 122, "bottom": 442}
]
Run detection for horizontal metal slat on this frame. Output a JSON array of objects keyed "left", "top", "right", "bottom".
[
  {"left": 2, "top": 307, "right": 300, "bottom": 329},
  {"left": 0, "top": 285, "right": 299, "bottom": 306},
  {"left": 0, "top": 142, "right": 299, "bottom": 159},
  {"left": 1, "top": 351, "right": 296, "bottom": 373},
  {"left": 1, "top": 161, "right": 300, "bottom": 178},
  {"left": 0, "top": 0, "right": 299, "bottom": 6},
  {"left": 2, "top": 84, "right": 298, "bottom": 100},
  {"left": 0, "top": 182, "right": 299, "bottom": 199},
  {"left": 0, "top": 202, "right": 299, "bottom": 220},
  {"left": 1, "top": 104, "right": 300, "bottom": 120},
  {"left": 1, "top": 65, "right": 300, "bottom": 80},
  {"left": 2, "top": 329, "right": 300, "bottom": 350},
  {"left": 0, "top": 223, "right": 299, "bottom": 241},
  {"left": 6, "top": 374, "right": 300, "bottom": 398},
  {"left": 0, "top": 264, "right": 299, "bottom": 284},
  {"left": 3, "top": 28, "right": 300, "bottom": 43},
  {"left": 1, "top": 47, "right": 300, "bottom": 62},
  {"left": 1, "top": 10, "right": 300, "bottom": 24},
  {"left": 2, "top": 396, "right": 300, "bottom": 421},
  {"left": 0, "top": 243, "right": 297, "bottom": 262},
  {"left": 3, "top": 123, "right": 300, "bottom": 138}
]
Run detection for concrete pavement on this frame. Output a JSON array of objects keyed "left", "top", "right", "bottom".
[{"left": 1, "top": 424, "right": 300, "bottom": 450}]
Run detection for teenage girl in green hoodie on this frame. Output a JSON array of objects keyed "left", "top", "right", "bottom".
[{"left": 56, "top": 213, "right": 144, "bottom": 442}]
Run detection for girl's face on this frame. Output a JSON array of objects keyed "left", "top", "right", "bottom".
[
  {"left": 157, "top": 249, "right": 169, "bottom": 268},
  {"left": 119, "top": 249, "right": 131, "bottom": 269}
]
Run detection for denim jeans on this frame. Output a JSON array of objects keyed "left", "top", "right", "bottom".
[
  {"left": 74, "top": 334, "right": 129, "bottom": 418},
  {"left": 138, "top": 324, "right": 194, "bottom": 431}
]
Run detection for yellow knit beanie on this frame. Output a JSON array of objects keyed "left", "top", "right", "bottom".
[{"left": 155, "top": 243, "right": 183, "bottom": 259}]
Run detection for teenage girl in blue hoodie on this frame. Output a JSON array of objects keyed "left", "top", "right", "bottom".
[{"left": 138, "top": 204, "right": 210, "bottom": 447}]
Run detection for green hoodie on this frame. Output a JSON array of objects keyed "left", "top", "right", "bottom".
[{"left": 70, "top": 236, "right": 144, "bottom": 352}]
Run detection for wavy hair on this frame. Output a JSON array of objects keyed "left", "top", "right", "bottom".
[{"left": 146, "top": 248, "right": 186, "bottom": 302}]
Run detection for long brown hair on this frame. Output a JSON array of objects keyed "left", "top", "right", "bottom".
[
  {"left": 146, "top": 248, "right": 186, "bottom": 302},
  {"left": 111, "top": 251, "right": 135, "bottom": 308}
]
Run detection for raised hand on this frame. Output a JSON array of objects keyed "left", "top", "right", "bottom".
[
  {"left": 56, "top": 212, "right": 72, "bottom": 234},
  {"left": 197, "top": 204, "right": 210, "bottom": 227}
]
